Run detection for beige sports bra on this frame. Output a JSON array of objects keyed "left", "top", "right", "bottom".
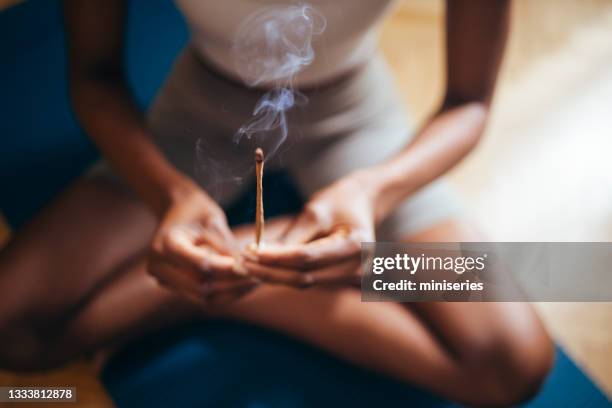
[{"left": 174, "top": 0, "right": 397, "bottom": 88}]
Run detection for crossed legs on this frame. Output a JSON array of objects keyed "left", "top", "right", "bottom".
[{"left": 0, "top": 178, "right": 552, "bottom": 406}]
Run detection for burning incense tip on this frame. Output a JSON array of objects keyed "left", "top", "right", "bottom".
[
  {"left": 255, "top": 148, "right": 265, "bottom": 246},
  {"left": 255, "top": 147, "right": 264, "bottom": 163}
]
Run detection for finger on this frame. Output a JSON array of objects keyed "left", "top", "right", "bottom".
[
  {"left": 244, "top": 258, "right": 360, "bottom": 287},
  {"left": 204, "top": 216, "right": 240, "bottom": 256},
  {"left": 191, "top": 226, "right": 231, "bottom": 255},
  {"left": 150, "top": 260, "right": 258, "bottom": 304},
  {"left": 181, "top": 224, "right": 247, "bottom": 276},
  {"left": 164, "top": 228, "right": 243, "bottom": 277},
  {"left": 180, "top": 219, "right": 236, "bottom": 257},
  {"left": 279, "top": 210, "right": 323, "bottom": 244},
  {"left": 307, "top": 259, "right": 362, "bottom": 287},
  {"left": 243, "top": 260, "right": 315, "bottom": 288},
  {"left": 149, "top": 252, "right": 247, "bottom": 285},
  {"left": 255, "top": 229, "right": 362, "bottom": 268},
  {"left": 149, "top": 261, "right": 208, "bottom": 302}
]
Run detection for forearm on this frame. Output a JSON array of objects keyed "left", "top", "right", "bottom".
[
  {"left": 70, "top": 75, "right": 196, "bottom": 216},
  {"left": 356, "top": 0, "right": 509, "bottom": 222},
  {"left": 363, "top": 101, "right": 488, "bottom": 222}
]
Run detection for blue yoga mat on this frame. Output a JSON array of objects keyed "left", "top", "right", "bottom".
[
  {"left": 101, "top": 321, "right": 610, "bottom": 408},
  {"left": 1, "top": 1, "right": 609, "bottom": 406}
]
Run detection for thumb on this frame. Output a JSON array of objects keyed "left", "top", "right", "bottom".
[
  {"left": 279, "top": 208, "right": 325, "bottom": 245},
  {"left": 203, "top": 216, "right": 238, "bottom": 256}
]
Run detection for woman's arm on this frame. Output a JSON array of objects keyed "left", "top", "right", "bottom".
[
  {"left": 366, "top": 0, "right": 511, "bottom": 222},
  {"left": 63, "top": 0, "right": 195, "bottom": 216},
  {"left": 64, "top": 0, "right": 256, "bottom": 309}
]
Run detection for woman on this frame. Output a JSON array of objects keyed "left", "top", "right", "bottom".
[{"left": 0, "top": 0, "right": 552, "bottom": 405}]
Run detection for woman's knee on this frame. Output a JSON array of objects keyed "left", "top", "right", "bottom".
[
  {"left": 460, "top": 311, "right": 554, "bottom": 406},
  {"left": 0, "top": 242, "right": 62, "bottom": 325},
  {"left": 0, "top": 252, "right": 47, "bottom": 370}
]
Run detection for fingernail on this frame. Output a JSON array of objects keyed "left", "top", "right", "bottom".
[
  {"left": 242, "top": 251, "right": 259, "bottom": 263},
  {"left": 243, "top": 243, "right": 259, "bottom": 260},
  {"left": 233, "top": 262, "right": 249, "bottom": 276},
  {"left": 303, "top": 274, "right": 315, "bottom": 287}
]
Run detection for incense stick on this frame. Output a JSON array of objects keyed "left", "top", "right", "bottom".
[{"left": 255, "top": 148, "right": 265, "bottom": 246}]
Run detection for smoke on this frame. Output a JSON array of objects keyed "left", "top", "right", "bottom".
[
  {"left": 195, "top": 3, "right": 325, "bottom": 200},
  {"left": 232, "top": 3, "right": 326, "bottom": 158}
]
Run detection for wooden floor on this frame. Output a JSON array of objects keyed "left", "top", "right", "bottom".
[{"left": 1, "top": 0, "right": 611, "bottom": 405}]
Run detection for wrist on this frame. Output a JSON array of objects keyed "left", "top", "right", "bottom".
[
  {"left": 153, "top": 176, "right": 201, "bottom": 218},
  {"left": 348, "top": 163, "right": 408, "bottom": 224},
  {"left": 346, "top": 168, "right": 389, "bottom": 223}
]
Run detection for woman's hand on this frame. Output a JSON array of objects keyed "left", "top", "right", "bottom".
[
  {"left": 245, "top": 171, "right": 377, "bottom": 287},
  {"left": 148, "top": 185, "right": 259, "bottom": 306}
]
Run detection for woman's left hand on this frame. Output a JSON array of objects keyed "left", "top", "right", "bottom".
[{"left": 244, "top": 171, "right": 376, "bottom": 287}]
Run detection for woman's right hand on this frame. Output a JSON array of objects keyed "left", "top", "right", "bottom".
[{"left": 147, "top": 184, "right": 259, "bottom": 307}]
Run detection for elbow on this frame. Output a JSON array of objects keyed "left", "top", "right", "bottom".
[
  {"left": 67, "top": 62, "right": 125, "bottom": 104},
  {"left": 441, "top": 93, "right": 490, "bottom": 119},
  {"left": 440, "top": 97, "right": 490, "bottom": 153},
  {"left": 461, "top": 101, "right": 489, "bottom": 151}
]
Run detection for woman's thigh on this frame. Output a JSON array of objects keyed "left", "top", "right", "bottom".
[
  {"left": 403, "top": 222, "right": 552, "bottom": 363},
  {"left": 218, "top": 218, "right": 552, "bottom": 397},
  {"left": 0, "top": 176, "right": 156, "bottom": 324}
]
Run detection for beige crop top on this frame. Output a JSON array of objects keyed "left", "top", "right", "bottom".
[{"left": 173, "top": 0, "right": 397, "bottom": 88}]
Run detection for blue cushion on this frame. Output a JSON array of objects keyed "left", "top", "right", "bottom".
[{"left": 0, "top": 0, "right": 188, "bottom": 228}]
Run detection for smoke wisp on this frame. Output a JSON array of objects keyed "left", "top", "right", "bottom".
[
  {"left": 195, "top": 3, "right": 325, "bottom": 200},
  {"left": 232, "top": 3, "right": 326, "bottom": 158}
]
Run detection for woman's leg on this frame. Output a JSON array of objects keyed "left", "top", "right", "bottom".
[
  {"left": 40, "top": 214, "right": 552, "bottom": 406},
  {"left": 403, "top": 221, "right": 554, "bottom": 405},
  {"left": 1, "top": 183, "right": 551, "bottom": 405},
  {"left": 213, "top": 219, "right": 553, "bottom": 407},
  {"left": 0, "top": 177, "right": 164, "bottom": 369}
]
